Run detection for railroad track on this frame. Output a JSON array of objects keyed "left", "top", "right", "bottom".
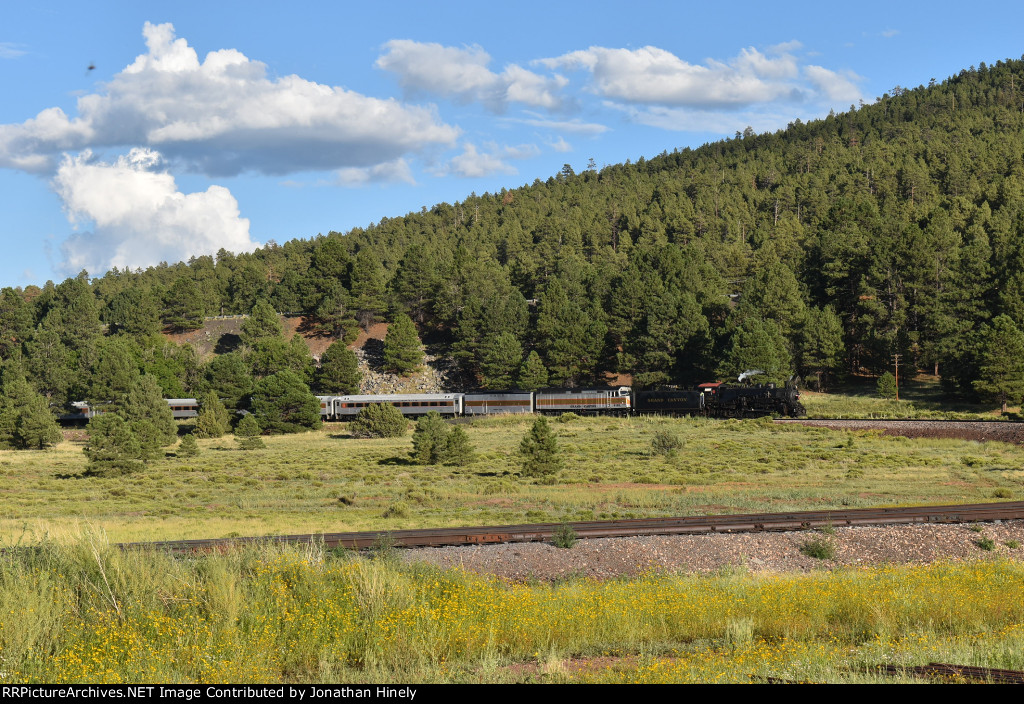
[
  {"left": 875, "top": 663, "right": 1024, "bottom": 684},
  {"left": 119, "top": 501, "right": 1024, "bottom": 554}
]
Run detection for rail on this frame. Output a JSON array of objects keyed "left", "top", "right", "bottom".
[{"left": 117, "top": 501, "right": 1024, "bottom": 554}]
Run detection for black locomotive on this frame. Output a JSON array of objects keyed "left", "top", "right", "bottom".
[{"left": 633, "top": 381, "right": 805, "bottom": 418}]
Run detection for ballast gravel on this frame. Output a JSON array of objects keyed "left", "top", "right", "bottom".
[{"left": 401, "top": 520, "right": 1024, "bottom": 581}]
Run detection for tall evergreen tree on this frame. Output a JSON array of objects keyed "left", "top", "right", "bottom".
[
  {"left": 973, "top": 315, "right": 1024, "bottom": 413},
  {"left": 122, "top": 374, "right": 178, "bottom": 459},
  {"left": 249, "top": 370, "right": 322, "bottom": 434},
  {"left": 240, "top": 300, "right": 284, "bottom": 347},
  {"left": 479, "top": 332, "right": 522, "bottom": 389},
  {"left": 519, "top": 416, "right": 562, "bottom": 479},
  {"left": 383, "top": 314, "right": 423, "bottom": 375},
  {"left": 315, "top": 341, "right": 362, "bottom": 394},
  {"left": 194, "top": 390, "right": 231, "bottom": 439},
  {"left": 518, "top": 351, "right": 549, "bottom": 391}
]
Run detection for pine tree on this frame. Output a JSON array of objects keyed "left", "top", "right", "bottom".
[
  {"left": 519, "top": 416, "right": 562, "bottom": 479},
  {"left": 518, "top": 351, "right": 549, "bottom": 391},
  {"left": 0, "top": 373, "right": 62, "bottom": 450},
  {"left": 177, "top": 433, "right": 200, "bottom": 458},
  {"left": 441, "top": 426, "right": 475, "bottom": 466},
  {"left": 383, "top": 314, "right": 423, "bottom": 375},
  {"left": 718, "top": 316, "right": 793, "bottom": 384},
  {"left": 249, "top": 370, "right": 322, "bottom": 434},
  {"left": 410, "top": 411, "right": 449, "bottom": 464},
  {"left": 84, "top": 414, "right": 144, "bottom": 476},
  {"left": 163, "top": 276, "right": 205, "bottom": 332},
  {"left": 877, "top": 371, "right": 897, "bottom": 400},
  {"left": 122, "top": 374, "right": 178, "bottom": 460},
  {"left": 799, "top": 306, "right": 845, "bottom": 390},
  {"left": 973, "top": 315, "right": 1024, "bottom": 413},
  {"left": 315, "top": 341, "right": 362, "bottom": 394},
  {"left": 479, "top": 332, "right": 523, "bottom": 390},
  {"left": 235, "top": 413, "right": 265, "bottom": 450},
  {"left": 350, "top": 249, "right": 388, "bottom": 328},
  {"left": 194, "top": 391, "right": 230, "bottom": 438},
  {"left": 240, "top": 300, "right": 284, "bottom": 347},
  {"left": 202, "top": 352, "right": 253, "bottom": 410}
]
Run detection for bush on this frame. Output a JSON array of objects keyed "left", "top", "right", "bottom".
[
  {"left": 552, "top": 522, "right": 578, "bottom": 549},
  {"left": 350, "top": 403, "right": 407, "bottom": 438},
  {"left": 877, "top": 371, "right": 897, "bottom": 400},
  {"left": 800, "top": 537, "right": 836, "bottom": 560},
  {"left": 977, "top": 536, "right": 996, "bottom": 551},
  {"left": 410, "top": 413, "right": 476, "bottom": 466},
  {"left": 651, "top": 430, "right": 683, "bottom": 456}
]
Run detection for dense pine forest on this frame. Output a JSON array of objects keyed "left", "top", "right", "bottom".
[{"left": 5, "top": 57, "right": 1024, "bottom": 427}]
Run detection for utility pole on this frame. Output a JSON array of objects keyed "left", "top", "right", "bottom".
[{"left": 892, "top": 353, "right": 902, "bottom": 401}]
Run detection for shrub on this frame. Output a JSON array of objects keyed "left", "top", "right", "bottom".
[
  {"left": 1005, "top": 540, "right": 1021, "bottom": 549},
  {"left": 381, "top": 501, "right": 410, "bottom": 519},
  {"left": 977, "top": 536, "right": 996, "bottom": 551},
  {"left": 800, "top": 537, "right": 836, "bottom": 560},
  {"left": 557, "top": 412, "right": 580, "bottom": 423},
  {"left": 350, "top": 404, "right": 407, "bottom": 438},
  {"left": 552, "top": 522, "right": 578, "bottom": 549},
  {"left": 993, "top": 488, "right": 1014, "bottom": 499},
  {"left": 876, "top": 371, "right": 897, "bottom": 400},
  {"left": 651, "top": 430, "right": 683, "bottom": 456}
]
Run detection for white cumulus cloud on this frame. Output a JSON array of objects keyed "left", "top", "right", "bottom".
[
  {"left": 377, "top": 40, "right": 569, "bottom": 111},
  {"left": 0, "top": 22, "right": 459, "bottom": 176},
  {"left": 335, "top": 159, "right": 416, "bottom": 187},
  {"left": 542, "top": 45, "right": 807, "bottom": 108},
  {"left": 53, "top": 148, "right": 258, "bottom": 275},
  {"left": 540, "top": 43, "right": 864, "bottom": 111},
  {"left": 445, "top": 142, "right": 539, "bottom": 178}
]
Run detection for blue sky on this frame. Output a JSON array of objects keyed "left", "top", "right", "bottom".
[{"left": 2, "top": 0, "right": 1023, "bottom": 286}]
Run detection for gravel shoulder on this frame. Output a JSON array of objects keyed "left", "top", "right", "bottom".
[{"left": 402, "top": 520, "right": 1024, "bottom": 581}]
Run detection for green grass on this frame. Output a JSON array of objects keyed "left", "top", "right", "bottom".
[
  {"left": 1, "top": 409, "right": 1023, "bottom": 544},
  {"left": 802, "top": 374, "right": 1011, "bottom": 419}
]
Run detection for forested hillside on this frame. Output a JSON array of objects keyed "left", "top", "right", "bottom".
[{"left": 5, "top": 57, "right": 1024, "bottom": 413}]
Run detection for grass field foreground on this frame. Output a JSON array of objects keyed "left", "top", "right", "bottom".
[{"left": 2, "top": 540, "right": 1024, "bottom": 683}]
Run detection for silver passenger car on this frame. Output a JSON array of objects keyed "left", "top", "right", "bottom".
[
  {"left": 462, "top": 391, "right": 534, "bottom": 415},
  {"left": 317, "top": 394, "right": 463, "bottom": 419}
]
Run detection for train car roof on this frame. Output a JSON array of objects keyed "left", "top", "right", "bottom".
[
  {"left": 462, "top": 390, "right": 533, "bottom": 396},
  {"left": 322, "top": 394, "right": 463, "bottom": 401}
]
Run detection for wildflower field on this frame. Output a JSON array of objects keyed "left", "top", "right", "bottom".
[{"left": 2, "top": 540, "right": 1024, "bottom": 684}]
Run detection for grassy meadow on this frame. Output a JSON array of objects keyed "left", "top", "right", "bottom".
[
  {"left": 0, "top": 409, "right": 1022, "bottom": 544},
  {"left": 3, "top": 387, "right": 1024, "bottom": 684},
  {"left": 2, "top": 540, "right": 1024, "bottom": 684}
]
